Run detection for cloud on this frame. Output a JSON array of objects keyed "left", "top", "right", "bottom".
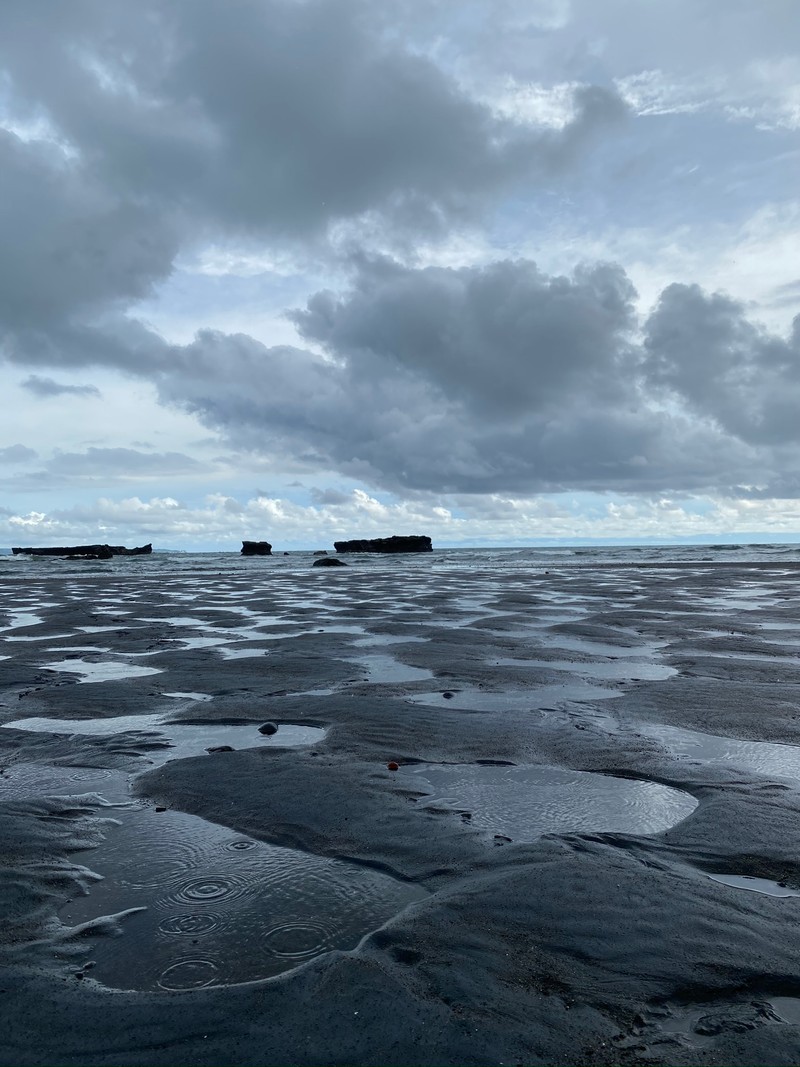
[
  {"left": 767, "top": 278, "right": 800, "bottom": 310},
  {"left": 0, "top": 444, "right": 37, "bottom": 463},
  {"left": 4, "top": 448, "right": 206, "bottom": 491},
  {"left": 4, "top": 487, "right": 800, "bottom": 551},
  {"left": 43, "top": 447, "right": 203, "bottom": 478},
  {"left": 140, "top": 255, "right": 800, "bottom": 499},
  {"left": 292, "top": 255, "right": 639, "bottom": 417},
  {"left": 643, "top": 283, "right": 800, "bottom": 445},
  {"left": 21, "top": 374, "right": 101, "bottom": 398},
  {"left": 0, "top": 0, "right": 798, "bottom": 538},
  {"left": 5, "top": 218, "right": 798, "bottom": 501},
  {"left": 309, "top": 487, "right": 353, "bottom": 506},
  {"left": 0, "top": 128, "right": 179, "bottom": 355},
  {"left": 0, "top": 0, "right": 626, "bottom": 379}
]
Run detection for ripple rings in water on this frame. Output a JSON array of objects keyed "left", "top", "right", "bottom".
[
  {"left": 158, "top": 913, "right": 222, "bottom": 936},
  {"left": 167, "top": 875, "right": 248, "bottom": 907},
  {"left": 225, "top": 838, "right": 257, "bottom": 851},
  {"left": 57, "top": 804, "right": 427, "bottom": 990},
  {"left": 157, "top": 957, "right": 221, "bottom": 990},
  {"left": 261, "top": 919, "right": 336, "bottom": 960}
]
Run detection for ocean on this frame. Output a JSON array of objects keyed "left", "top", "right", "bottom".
[{"left": 3, "top": 541, "right": 800, "bottom": 579}]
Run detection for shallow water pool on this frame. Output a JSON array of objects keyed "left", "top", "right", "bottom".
[
  {"left": 57, "top": 799, "right": 427, "bottom": 990},
  {"left": 403, "top": 762, "right": 697, "bottom": 840}
]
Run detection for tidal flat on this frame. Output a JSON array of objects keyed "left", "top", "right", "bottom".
[{"left": 3, "top": 556, "right": 800, "bottom": 1065}]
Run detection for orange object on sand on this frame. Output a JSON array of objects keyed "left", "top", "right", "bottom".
[{"left": 387, "top": 761, "right": 399, "bottom": 771}]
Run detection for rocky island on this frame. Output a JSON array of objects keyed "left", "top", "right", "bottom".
[
  {"left": 12, "top": 544, "right": 152, "bottom": 558},
  {"left": 241, "top": 541, "right": 272, "bottom": 555},
  {"left": 334, "top": 535, "right": 432, "bottom": 553}
]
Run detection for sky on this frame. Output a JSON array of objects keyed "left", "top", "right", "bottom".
[{"left": 1, "top": 0, "right": 799, "bottom": 551}]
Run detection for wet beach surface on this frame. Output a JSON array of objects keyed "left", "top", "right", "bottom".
[{"left": 4, "top": 559, "right": 800, "bottom": 1063}]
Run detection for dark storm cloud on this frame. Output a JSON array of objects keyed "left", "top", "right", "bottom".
[
  {"left": 644, "top": 284, "right": 800, "bottom": 445},
  {"left": 149, "top": 258, "right": 780, "bottom": 496},
  {"left": 0, "top": 0, "right": 624, "bottom": 373},
  {"left": 1, "top": 0, "right": 798, "bottom": 503},
  {"left": 21, "top": 375, "right": 101, "bottom": 399},
  {"left": 0, "top": 130, "right": 179, "bottom": 337},
  {"left": 292, "top": 256, "right": 639, "bottom": 416}
]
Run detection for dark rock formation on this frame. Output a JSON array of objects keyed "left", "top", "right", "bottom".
[
  {"left": 12, "top": 543, "right": 151, "bottom": 558},
  {"left": 258, "top": 722, "right": 279, "bottom": 735},
  {"left": 241, "top": 540, "right": 272, "bottom": 556},
  {"left": 313, "top": 550, "right": 328, "bottom": 556},
  {"left": 334, "top": 535, "right": 432, "bottom": 554},
  {"left": 313, "top": 557, "right": 347, "bottom": 567}
]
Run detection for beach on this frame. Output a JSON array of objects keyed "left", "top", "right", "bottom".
[{"left": 3, "top": 547, "right": 800, "bottom": 1065}]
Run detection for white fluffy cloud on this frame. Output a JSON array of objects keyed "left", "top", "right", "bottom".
[{"left": 5, "top": 488, "right": 800, "bottom": 551}]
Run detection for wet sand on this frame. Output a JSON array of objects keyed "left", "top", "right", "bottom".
[{"left": 3, "top": 561, "right": 800, "bottom": 1064}]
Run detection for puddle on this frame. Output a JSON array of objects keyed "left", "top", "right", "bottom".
[
  {"left": 218, "top": 647, "right": 270, "bottom": 660},
  {"left": 1, "top": 701, "right": 418, "bottom": 991},
  {"left": 50, "top": 646, "right": 111, "bottom": 654},
  {"left": 654, "top": 1006, "right": 725, "bottom": 1048},
  {"left": 541, "top": 634, "right": 654, "bottom": 657},
  {"left": 493, "top": 656, "right": 677, "bottom": 681},
  {"left": 2, "top": 716, "right": 326, "bottom": 761},
  {"left": 770, "top": 998, "right": 800, "bottom": 1024},
  {"left": 176, "top": 636, "right": 232, "bottom": 650},
  {"left": 706, "top": 873, "right": 800, "bottom": 897},
  {"left": 56, "top": 802, "right": 426, "bottom": 990},
  {"left": 41, "top": 659, "right": 162, "bottom": 683},
  {"left": 646, "top": 999, "right": 790, "bottom": 1048},
  {"left": 642, "top": 723, "right": 800, "bottom": 782},
  {"left": 4, "top": 633, "right": 75, "bottom": 643},
  {"left": 0, "top": 760, "right": 422, "bottom": 991},
  {"left": 0, "top": 763, "right": 133, "bottom": 802},
  {"left": 403, "top": 763, "right": 697, "bottom": 840},
  {"left": 352, "top": 635, "right": 429, "bottom": 647},
  {"left": 406, "top": 683, "right": 619, "bottom": 711},
  {"left": 347, "top": 654, "right": 434, "bottom": 684},
  {"left": 314, "top": 625, "right": 367, "bottom": 635},
  {"left": 163, "top": 692, "right": 213, "bottom": 702},
  {"left": 0, "top": 611, "right": 44, "bottom": 633}
]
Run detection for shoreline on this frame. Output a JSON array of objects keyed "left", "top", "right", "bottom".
[{"left": 3, "top": 559, "right": 800, "bottom": 1065}]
